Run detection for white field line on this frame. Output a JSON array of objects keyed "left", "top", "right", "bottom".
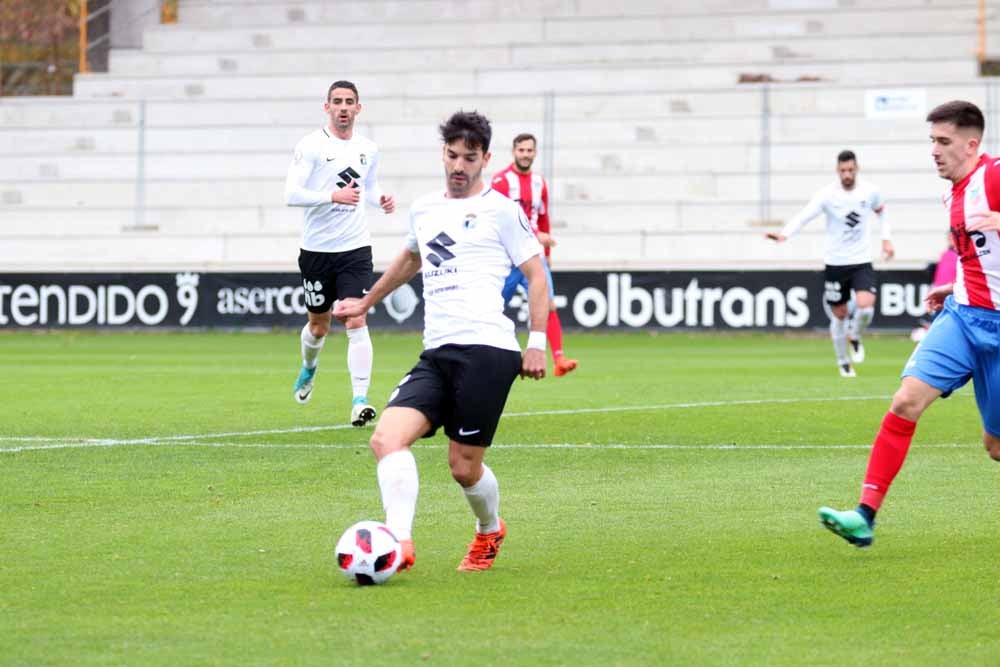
[
  {"left": 0, "top": 393, "right": 924, "bottom": 454},
  {"left": 0, "top": 441, "right": 976, "bottom": 454},
  {"left": 0, "top": 423, "right": 357, "bottom": 446}
]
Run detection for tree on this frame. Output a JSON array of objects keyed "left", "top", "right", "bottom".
[{"left": 0, "top": 0, "right": 81, "bottom": 96}]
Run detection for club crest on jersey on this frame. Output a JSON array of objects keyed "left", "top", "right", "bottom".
[
  {"left": 359, "top": 153, "right": 367, "bottom": 166},
  {"left": 463, "top": 213, "right": 478, "bottom": 229}
]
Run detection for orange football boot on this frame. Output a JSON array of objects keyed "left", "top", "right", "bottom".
[
  {"left": 457, "top": 519, "right": 507, "bottom": 571},
  {"left": 553, "top": 356, "right": 578, "bottom": 377}
]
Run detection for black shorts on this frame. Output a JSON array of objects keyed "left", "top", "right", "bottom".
[
  {"left": 298, "top": 246, "right": 373, "bottom": 314},
  {"left": 823, "top": 262, "right": 877, "bottom": 305},
  {"left": 386, "top": 344, "right": 523, "bottom": 446}
]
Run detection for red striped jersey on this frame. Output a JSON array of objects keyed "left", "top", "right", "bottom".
[
  {"left": 491, "top": 163, "right": 550, "bottom": 256},
  {"left": 947, "top": 153, "right": 1000, "bottom": 309}
]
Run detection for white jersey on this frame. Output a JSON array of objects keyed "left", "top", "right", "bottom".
[
  {"left": 284, "top": 128, "right": 385, "bottom": 253},
  {"left": 780, "top": 180, "right": 889, "bottom": 266},
  {"left": 405, "top": 187, "right": 543, "bottom": 351}
]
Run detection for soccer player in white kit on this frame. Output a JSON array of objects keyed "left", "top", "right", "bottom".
[
  {"left": 767, "top": 150, "right": 894, "bottom": 377},
  {"left": 819, "top": 100, "right": 1000, "bottom": 547},
  {"left": 284, "top": 81, "right": 395, "bottom": 426},
  {"left": 334, "top": 111, "right": 549, "bottom": 572}
]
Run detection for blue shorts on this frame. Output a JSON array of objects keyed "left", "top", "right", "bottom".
[
  {"left": 902, "top": 296, "right": 1000, "bottom": 436},
  {"left": 502, "top": 257, "right": 555, "bottom": 302}
]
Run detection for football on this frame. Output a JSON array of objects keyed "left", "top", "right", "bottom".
[{"left": 334, "top": 520, "right": 403, "bottom": 586}]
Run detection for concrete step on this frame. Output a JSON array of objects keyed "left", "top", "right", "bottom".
[
  {"left": 0, "top": 196, "right": 949, "bottom": 238},
  {"left": 4, "top": 82, "right": 992, "bottom": 129},
  {"left": 107, "top": 33, "right": 974, "bottom": 77},
  {"left": 0, "top": 223, "right": 950, "bottom": 271},
  {"left": 175, "top": 0, "right": 974, "bottom": 25},
  {"left": 0, "top": 114, "right": 954, "bottom": 156},
  {"left": 72, "top": 58, "right": 978, "bottom": 100},
  {"left": 0, "top": 142, "right": 944, "bottom": 181},
  {"left": 145, "top": 7, "right": 977, "bottom": 53},
  {"left": 0, "top": 167, "right": 947, "bottom": 209}
]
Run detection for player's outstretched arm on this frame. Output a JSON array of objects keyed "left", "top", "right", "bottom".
[
  {"left": 768, "top": 193, "right": 823, "bottom": 243},
  {"left": 333, "top": 248, "right": 421, "bottom": 319},
  {"left": 519, "top": 254, "right": 548, "bottom": 380}
]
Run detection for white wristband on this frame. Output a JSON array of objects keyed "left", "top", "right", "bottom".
[{"left": 527, "top": 331, "right": 547, "bottom": 351}]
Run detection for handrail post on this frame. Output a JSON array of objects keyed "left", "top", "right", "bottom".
[{"left": 78, "top": 0, "right": 89, "bottom": 73}]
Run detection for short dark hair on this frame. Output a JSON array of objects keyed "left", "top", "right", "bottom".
[
  {"left": 327, "top": 80, "right": 358, "bottom": 102},
  {"left": 513, "top": 133, "right": 536, "bottom": 147},
  {"left": 926, "top": 100, "right": 984, "bottom": 134},
  {"left": 837, "top": 149, "right": 856, "bottom": 164},
  {"left": 440, "top": 111, "right": 492, "bottom": 152}
]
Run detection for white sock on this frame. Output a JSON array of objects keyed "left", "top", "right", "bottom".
[
  {"left": 830, "top": 316, "right": 849, "bottom": 365},
  {"left": 851, "top": 306, "right": 875, "bottom": 340},
  {"left": 346, "top": 326, "right": 373, "bottom": 400},
  {"left": 376, "top": 449, "right": 418, "bottom": 541},
  {"left": 300, "top": 324, "right": 325, "bottom": 369},
  {"left": 462, "top": 464, "right": 500, "bottom": 534}
]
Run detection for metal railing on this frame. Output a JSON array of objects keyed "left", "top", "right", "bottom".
[
  {"left": 77, "top": 0, "right": 112, "bottom": 74},
  {"left": 80, "top": 0, "right": 175, "bottom": 74}
]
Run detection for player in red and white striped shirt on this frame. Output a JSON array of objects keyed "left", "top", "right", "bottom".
[
  {"left": 492, "top": 133, "right": 578, "bottom": 377},
  {"left": 819, "top": 100, "right": 1000, "bottom": 547}
]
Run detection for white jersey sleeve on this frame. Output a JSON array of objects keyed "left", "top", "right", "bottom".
[
  {"left": 284, "top": 137, "right": 329, "bottom": 207},
  {"left": 500, "top": 204, "right": 543, "bottom": 268},
  {"left": 779, "top": 189, "right": 826, "bottom": 238}
]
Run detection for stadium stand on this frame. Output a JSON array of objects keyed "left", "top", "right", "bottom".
[{"left": 0, "top": 0, "right": 995, "bottom": 271}]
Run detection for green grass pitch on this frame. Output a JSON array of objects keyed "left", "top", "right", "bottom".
[{"left": 2, "top": 330, "right": 998, "bottom": 665}]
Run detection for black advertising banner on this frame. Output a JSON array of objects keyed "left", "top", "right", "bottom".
[
  {"left": 0, "top": 273, "right": 425, "bottom": 330},
  {"left": 0, "top": 270, "right": 931, "bottom": 330}
]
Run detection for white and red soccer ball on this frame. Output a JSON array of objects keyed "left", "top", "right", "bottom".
[{"left": 335, "top": 520, "right": 403, "bottom": 585}]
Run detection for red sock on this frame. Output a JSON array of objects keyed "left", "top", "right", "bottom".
[
  {"left": 546, "top": 310, "right": 564, "bottom": 359},
  {"left": 859, "top": 411, "right": 917, "bottom": 510}
]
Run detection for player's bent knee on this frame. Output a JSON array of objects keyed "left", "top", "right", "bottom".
[
  {"left": 308, "top": 322, "right": 330, "bottom": 339},
  {"left": 890, "top": 383, "right": 936, "bottom": 422},
  {"left": 447, "top": 450, "right": 482, "bottom": 487},
  {"left": 344, "top": 314, "right": 367, "bottom": 329},
  {"left": 889, "top": 395, "right": 921, "bottom": 421},
  {"left": 449, "top": 462, "right": 479, "bottom": 487},
  {"left": 369, "top": 429, "right": 407, "bottom": 461}
]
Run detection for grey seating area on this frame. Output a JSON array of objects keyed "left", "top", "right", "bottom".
[{"left": 0, "top": 0, "right": 994, "bottom": 271}]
